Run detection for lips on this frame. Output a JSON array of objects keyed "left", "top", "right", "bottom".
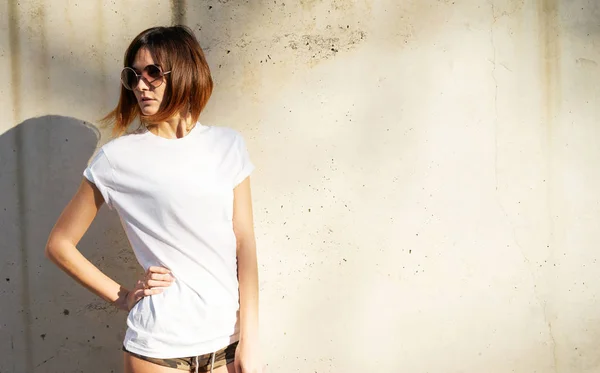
[{"left": 141, "top": 97, "right": 153, "bottom": 102}]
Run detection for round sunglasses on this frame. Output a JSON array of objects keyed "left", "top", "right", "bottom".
[{"left": 120, "top": 64, "right": 171, "bottom": 91}]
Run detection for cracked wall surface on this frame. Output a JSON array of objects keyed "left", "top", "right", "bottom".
[{"left": 1, "top": 0, "right": 600, "bottom": 372}]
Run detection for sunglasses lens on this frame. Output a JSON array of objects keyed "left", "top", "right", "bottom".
[
  {"left": 146, "top": 65, "right": 163, "bottom": 80},
  {"left": 146, "top": 65, "right": 167, "bottom": 88},
  {"left": 121, "top": 68, "right": 137, "bottom": 90}
]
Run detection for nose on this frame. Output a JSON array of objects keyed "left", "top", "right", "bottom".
[{"left": 135, "top": 76, "right": 150, "bottom": 91}]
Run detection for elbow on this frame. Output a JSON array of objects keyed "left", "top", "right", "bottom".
[
  {"left": 45, "top": 240, "right": 56, "bottom": 261},
  {"left": 45, "top": 236, "right": 62, "bottom": 262}
]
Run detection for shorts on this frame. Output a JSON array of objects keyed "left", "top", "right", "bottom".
[{"left": 123, "top": 341, "right": 238, "bottom": 373}]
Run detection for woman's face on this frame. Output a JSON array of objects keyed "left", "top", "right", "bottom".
[{"left": 131, "top": 48, "right": 166, "bottom": 116}]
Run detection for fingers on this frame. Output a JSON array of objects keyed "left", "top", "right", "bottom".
[
  {"left": 145, "top": 267, "right": 175, "bottom": 285},
  {"left": 147, "top": 266, "right": 171, "bottom": 275},
  {"left": 127, "top": 267, "right": 174, "bottom": 310},
  {"left": 145, "top": 270, "right": 175, "bottom": 289},
  {"left": 142, "top": 287, "right": 167, "bottom": 296},
  {"left": 137, "top": 267, "right": 175, "bottom": 295},
  {"left": 146, "top": 279, "right": 173, "bottom": 288},
  {"left": 127, "top": 281, "right": 166, "bottom": 309},
  {"left": 148, "top": 272, "right": 175, "bottom": 282}
]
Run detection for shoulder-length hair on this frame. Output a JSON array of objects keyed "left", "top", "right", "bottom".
[{"left": 103, "top": 25, "right": 213, "bottom": 136}]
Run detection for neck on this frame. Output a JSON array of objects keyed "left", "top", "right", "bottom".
[{"left": 148, "top": 113, "right": 194, "bottom": 139}]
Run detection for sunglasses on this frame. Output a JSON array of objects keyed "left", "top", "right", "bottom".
[{"left": 120, "top": 64, "right": 171, "bottom": 91}]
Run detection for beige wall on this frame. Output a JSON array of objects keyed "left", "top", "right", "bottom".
[{"left": 1, "top": 0, "right": 600, "bottom": 372}]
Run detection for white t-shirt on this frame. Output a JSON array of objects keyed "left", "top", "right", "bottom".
[{"left": 83, "top": 123, "right": 254, "bottom": 358}]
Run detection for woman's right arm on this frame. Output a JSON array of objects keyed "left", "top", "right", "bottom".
[{"left": 45, "top": 178, "right": 172, "bottom": 311}]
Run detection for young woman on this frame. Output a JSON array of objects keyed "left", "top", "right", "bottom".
[{"left": 46, "top": 26, "right": 262, "bottom": 373}]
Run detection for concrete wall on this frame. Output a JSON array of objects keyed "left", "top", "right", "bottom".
[{"left": 1, "top": 0, "right": 599, "bottom": 372}]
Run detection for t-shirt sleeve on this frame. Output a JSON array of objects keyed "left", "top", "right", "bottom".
[
  {"left": 232, "top": 132, "right": 255, "bottom": 188},
  {"left": 83, "top": 148, "right": 114, "bottom": 209}
]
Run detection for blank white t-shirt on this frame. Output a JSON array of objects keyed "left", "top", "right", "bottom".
[{"left": 83, "top": 123, "right": 254, "bottom": 358}]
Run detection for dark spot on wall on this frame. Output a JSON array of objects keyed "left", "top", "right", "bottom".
[
  {"left": 284, "top": 29, "right": 367, "bottom": 65},
  {"left": 40, "top": 334, "right": 46, "bottom": 340},
  {"left": 5, "top": 278, "right": 9, "bottom": 282},
  {"left": 63, "top": 309, "right": 70, "bottom": 315},
  {"left": 575, "top": 57, "right": 597, "bottom": 68}
]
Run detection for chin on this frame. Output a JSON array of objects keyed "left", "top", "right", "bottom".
[{"left": 140, "top": 107, "right": 158, "bottom": 116}]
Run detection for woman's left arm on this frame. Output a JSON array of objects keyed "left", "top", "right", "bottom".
[{"left": 233, "top": 176, "right": 262, "bottom": 373}]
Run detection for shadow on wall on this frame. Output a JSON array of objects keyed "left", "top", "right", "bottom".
[{"left": 0, "top": 116, "right": 136, "bottom": 373}]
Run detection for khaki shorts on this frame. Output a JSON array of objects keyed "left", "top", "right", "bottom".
[{"left": 123, "top": 341, "right": 238, "bottom": 372}]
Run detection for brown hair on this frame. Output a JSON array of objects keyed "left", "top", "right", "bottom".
[{"left": 103, "top": 25, "right": 213, "bottom": 136}]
